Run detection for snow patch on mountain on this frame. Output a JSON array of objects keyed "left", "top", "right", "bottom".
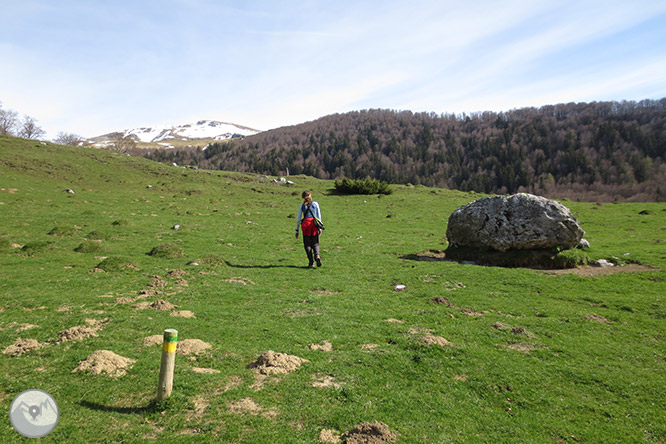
[{"left": 122, "top": 120, "right": 260, "bottom": 142}]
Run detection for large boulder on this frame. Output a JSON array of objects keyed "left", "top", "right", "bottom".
[{"left": 446, "top": 194, "right": 584, "bottom": 252}]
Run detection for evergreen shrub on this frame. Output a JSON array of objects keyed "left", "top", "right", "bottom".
[{"left": 334, "top": 178, "right": 392, "bottom": 195}]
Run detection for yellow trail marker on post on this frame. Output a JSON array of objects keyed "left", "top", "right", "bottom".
[{"left": 157, "top": 329, "right": 178, "bottom": 402}]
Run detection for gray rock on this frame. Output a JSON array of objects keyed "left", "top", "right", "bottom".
[
  {"left": 446, "top": 193, "right": 584, "bottom": 252},
  {"left": 577, "top": 238, "right": 590, "bottom": 249}
]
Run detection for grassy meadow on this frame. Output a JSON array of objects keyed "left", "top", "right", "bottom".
[{"left": 1, "top": 135, "right": 665, "bottom": 443}]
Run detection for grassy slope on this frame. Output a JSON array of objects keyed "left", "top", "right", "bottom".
[{"left": 1, "top": 135, "right": 665, "bottom": 443}]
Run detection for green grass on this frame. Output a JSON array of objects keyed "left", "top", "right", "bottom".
[{"left": 1, "top": 135, "right": 665, "bottom": 443}]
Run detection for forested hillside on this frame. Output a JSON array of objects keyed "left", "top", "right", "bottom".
[{"left": 146, "top": 99, "right": 666, "bottom": 201}]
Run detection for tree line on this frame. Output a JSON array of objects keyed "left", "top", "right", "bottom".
[
  {"left": 147, "top": 99, "right": 666, "bottom": 201},
  {"left": 0, "top": 101, "right": 81, "bottom": 145}
]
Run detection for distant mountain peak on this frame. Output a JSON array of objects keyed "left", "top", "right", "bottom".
[{"left": 83, "top": 120, "right": 261, "bottom": 148}]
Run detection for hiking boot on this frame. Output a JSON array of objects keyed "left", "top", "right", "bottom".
[{"left": 316, "top": 256, "right": 322, "bottom": 267}]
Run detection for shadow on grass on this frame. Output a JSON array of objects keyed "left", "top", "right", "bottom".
[
  {"left": 398, "top": 250, "right": 449, "bottom": 262},
  {"left": 77, "top": 399, "right": 161, "bottom": 415},
  {"left": 223, "top": 260, "right": 308, "bottom": 269}
]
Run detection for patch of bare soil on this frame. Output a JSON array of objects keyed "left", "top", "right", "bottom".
[
  {"left": 360, "top": 344, "right": 380, "bottom": 350},
  {"left": 249, "top": 350, "right": 308, "bottom": 375},
  {"left": 192, "top": 367, "right": 220, "bottom": 374},
  {"left": 115, "top": 295, "right": 148, "bottom": 304},
  {"left": 312, "top": 373, "right": 343, "bottom": 388},
  {"left": 2, "top": 338, "right": 46, "bottom": 356},
  {"left": 173, "top": 279, "right": 188, "bottom": 286},
  {"left": 135, "top": 300, "right": 178, "bottom": 311},
  {"left": 228, "top": 398, "right": 278, "bottom": 419},
  {"left": 171, "top": 310, "right": 196, "bottom": 318},
  {"left": 139, "top": 288, "right": 161, "bottom": 297},
  {"left": 460, "top": 308, "right": 488, "bottom": 316},
  {"left": 88, "top": 268, "right": 106, "bottom": 273},
  {"left": 3, "top": 322, "right": 39, "bottom": 332},
  {"left": 506, "top": 342, "right": 538, "bottom": 354},
  {"left": 166, "top": 269, "right": 187, "bottom": 277},
  {"left": 453, "top": 374, "right": 469, "bottom": 382},
  {"left": 310, "top": 288, "right": 341, "bottom": 297},
  {"left": 249, "top": 373, "right": 269, "bottom": 391},
  {"left": 419, "top": 335, "right": 451, "bottom": 347},
  {"left": 222, "top": 277, "right": 254, "bottom": 285},
  {"left": 143, "top": 335, "right": 163, "bottom": 346},
  {"left": 408, "top": 327, "right": 434, "bottom": 335},
  {"left": 492, "top": 323, "right": 535, "bottom": 338},
  {"left": 544, "top": 263, "right": 658, "bottom": 277},
  {"left": 56, "top": 325, "right": 102, "bottom": 344},
  {"left": 72, "top": 350, "right": 135, "bottom": 377},
  {"left": 343, "top": 421, "right": 399, "bottom": 444},
  {"left": 186, "top": 395, "right": 209, "bottom": 421},
  {"left": 510, "top": 327, "right": 535, "bottom": 338},
  {"left": 308, "top": 341, "right": 333, "bottom": 351},
  {"left": 385, "top": 318, "right": 405, "bottom": 324},
  {"left": 177, "top": 339, "right": 211, "bottom": 355},
  {"left": 215, "top": 375, "right": 243, "bottom": 394},
  {"left": 585, "top": 313, "right": 611, "bottom": 324},
  {"left": 430, "top": 296, "right": 451, "bottom": 305},
  {"left": 319, "top": 429, "right": 342, "bottom": 443},
  {"left": 147, "top": 275, "right": 168, "bottom": 287}
]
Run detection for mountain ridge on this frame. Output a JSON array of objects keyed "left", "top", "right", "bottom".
[
  {"left": 82, "top": 120, "right": 261, "bottom": 148},
  {"left": 144, "top": 99, "right": 666, "bottom": 202}
]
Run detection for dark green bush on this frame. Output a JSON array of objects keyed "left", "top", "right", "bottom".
[
  {"left": 334, "top": 178, "right": 393, "bottom": 195},
  {"left": 148, "top": 243, "right": 184, "bottom": 258}
]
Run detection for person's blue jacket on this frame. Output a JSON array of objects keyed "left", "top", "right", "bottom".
[{"left": 296, "top": 201, "right": 321, "bottom": 232}]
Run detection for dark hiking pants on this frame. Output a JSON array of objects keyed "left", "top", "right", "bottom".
[{"left": 303, "top": 234, "right": 320, "bottom": 265}]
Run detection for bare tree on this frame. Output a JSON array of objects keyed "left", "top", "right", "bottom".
[
  {"left": 113, "top": 134, "right": 136, "bottom": 152},
  {"left": 54, "top": 131, "right": 83, "bottom": 146},
  {"left": 18, "top": 115, "right": 46, "bottom": 140},
  {"left": 0, "top": 102, "right": 19, "bottom": 136}
]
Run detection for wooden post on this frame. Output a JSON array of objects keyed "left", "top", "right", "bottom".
[{"left": 157, "top": 328, "right": 178, "bottom": 402}]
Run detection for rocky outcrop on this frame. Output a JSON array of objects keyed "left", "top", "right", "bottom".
[{"left": 446, "top": 194, "right": 584, "bottom": 252}]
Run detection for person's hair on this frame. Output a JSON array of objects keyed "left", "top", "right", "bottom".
[{"left": 302, "top": 190, "right": 312, "bottom": 205}]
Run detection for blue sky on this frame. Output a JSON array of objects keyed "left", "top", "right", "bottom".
[{"left": 2, "top": 0, "right": 666, "bottom": 139}]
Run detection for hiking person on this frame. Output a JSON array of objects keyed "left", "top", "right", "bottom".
[{"left": 295, "top": 190, "right": 322, "bottom": 268}]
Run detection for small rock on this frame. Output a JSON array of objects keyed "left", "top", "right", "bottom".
[
  {"left": 172, "top": 224, "right": 181, "bottom": 230},
  {"left": 592, "top": 259, "right": 614, "bottom": 267},
  {"left": 577, "top": 238, "right": 590, "bottom": 249},
  {"left": 393, "top": 284, "right": 406, "bottom": 292},
  {"left": 65, "top": 189, "right": 75, "bottom": 194}
]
